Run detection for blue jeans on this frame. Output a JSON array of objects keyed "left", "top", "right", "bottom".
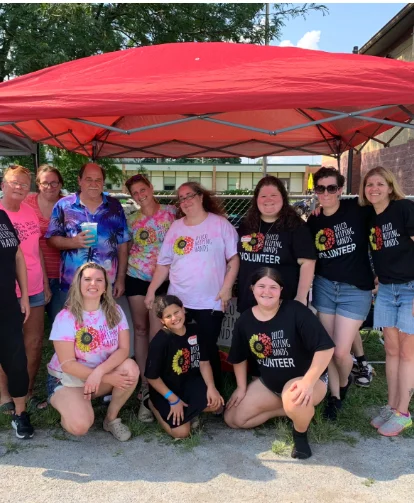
[
  {"left": 45, "top": 278, "right": 65, "bottom": 323},
  {"left": 374, "top": 281, "right": 414, "bottom": 334}
]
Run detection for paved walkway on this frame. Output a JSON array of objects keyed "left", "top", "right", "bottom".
[{"left": 0, "top": 424, "right": 412, "bottom": 503}]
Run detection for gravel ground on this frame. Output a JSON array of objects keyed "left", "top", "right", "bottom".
[{"left": 0, "top": 423, "right": 413, "bottom": 503}]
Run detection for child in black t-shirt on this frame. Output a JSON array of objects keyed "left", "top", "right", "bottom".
[
  {"left": 225, "top": 267, "right": 334, "bottom": 459},
  {"left": 145, "top": 295, "right": 224, "bottom": 439}
]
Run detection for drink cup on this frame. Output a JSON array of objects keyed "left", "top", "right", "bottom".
[{"left": 80, "top": 222, "right": 98, "bottom": 247}]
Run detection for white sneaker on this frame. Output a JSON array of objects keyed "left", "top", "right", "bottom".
[{"left": 138, "top": 399, "right": 154, "bottom": 423}]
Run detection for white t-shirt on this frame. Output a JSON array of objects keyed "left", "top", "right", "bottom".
[
  {"left": 48, "top": 306, "right": 129, "bottom": 372},
  {"left": 157, "top": 213, "right": 238, "bottom": 310}
]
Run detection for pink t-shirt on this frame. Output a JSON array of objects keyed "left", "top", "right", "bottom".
[
  {"left": 0, "top": 201, "right": 43, "bottom": 297},
  {"left": 157, "top": 213, "right": 238, "bottom": 310},
  {"left": 48, "top": 306, "right": 129, "bottom": 372}
]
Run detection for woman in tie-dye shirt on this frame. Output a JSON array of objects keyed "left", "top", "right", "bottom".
[{"left": 124, "top": 174, "right": 176, "bottom": 423}]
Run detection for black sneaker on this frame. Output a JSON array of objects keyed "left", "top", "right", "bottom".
[
  {"left": 323, "top": 396, "right": 342, "bottom": 421},
  {"left": 353, "top": 362, "right": 373, "bottom": 388},
  {"left": 11, "top": 412, "right": 34, "bottom": 439}
]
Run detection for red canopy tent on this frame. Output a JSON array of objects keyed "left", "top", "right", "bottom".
[{"left": 0, "top": 42, "right": 413, "bottom": 161}]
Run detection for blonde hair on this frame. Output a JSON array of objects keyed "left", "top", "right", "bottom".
[
  {"left": 66, "top": 262, "right": 121, "bottom": 329},
  {"left": 359, "top": 166, "right": 406, "bottom": 206},
  {"left": 3, "top": 164, "right": 32, "bottom": 182}
]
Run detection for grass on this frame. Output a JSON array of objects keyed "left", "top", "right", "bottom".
[{"left": 1, "top": 326, "right": 413, "bottom": 452}]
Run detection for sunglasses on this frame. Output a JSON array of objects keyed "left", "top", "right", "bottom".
[{"left": 314, "top": 184, "right": 340, "bottom": 194}]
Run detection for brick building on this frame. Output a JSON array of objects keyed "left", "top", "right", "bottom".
[{"left": 323, "top": 4, "right": 414, "bottom": 195}]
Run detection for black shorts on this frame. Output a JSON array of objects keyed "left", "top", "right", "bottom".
[
  {"left": 125, "top": 275, "right": 169, "bottom": 297},
  {"left": 259, "top": 372, "right": 329, "bottom": 397}
]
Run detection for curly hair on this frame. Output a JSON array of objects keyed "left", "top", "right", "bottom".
[
  {"left": 176, "top": 182, "right": 225, "bottom": 218},
  {"left": 242, "top": 176, "right": 303, "bottom": 233}
]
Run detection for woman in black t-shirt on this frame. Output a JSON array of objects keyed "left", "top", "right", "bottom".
[
  {"left": 0, "top": 209, "right": 33, "bottom": 439},
  {"left": 237, "top": 176, "right": 316, "bottom": 314},
  {"left": 225, "top": 267, "right": 334, "bottom": 460},
  {"left": 360, "top": 166, "right": 414, "bottom": 437},
  {"left": 307, "top": 167, "right": 375, "bottom": 420},
  {"left": 145, "top": 295, "right": 224, "bottom": 439}
]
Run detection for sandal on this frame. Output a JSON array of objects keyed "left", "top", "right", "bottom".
[
  {"left": 0, "top": 401, "right": 15, "bottom": 415},
  {"left": 27, "top": 396, "right": 48, "bottom": 411}
]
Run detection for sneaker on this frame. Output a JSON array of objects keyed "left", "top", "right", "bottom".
[
  {"left": 353, "top": 362, "right": 373, "bottom": 388},
  {"left": 351, "top": 355, "right": 359, "bottom": 375},
  {"left": 323, "top": 396, "right": 342, "bottom": 421},
  {"left": 137, "top": 383, "right": 149, "bottom": 402},
  {"left": 138, "top": 398, "right": 154, "bottom": 423},
  {"left": 378, "top": 411, "right": 412, "bottom": 437},
  {"left": 103, "top": 417, "right": 131, "bottom": 442},
  {"left": 371, "top": 405, "right": 394, "bottom": 429},
  {"left": 11, "top": 412, "right": 34, "bottom": 439}
]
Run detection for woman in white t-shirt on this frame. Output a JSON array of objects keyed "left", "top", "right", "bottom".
[
  {"left": 145, "top": 182, "right": 239, "bottom": 390},
  {"left": 47, "top": 262, "right": 139, "bottom": 442}
]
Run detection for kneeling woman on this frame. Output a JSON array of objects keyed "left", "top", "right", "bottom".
[
  {"left": 47, "top": 262, "right": 139, "bottom": 441},
  {"left": 145, "top": 295, "right": 224, "bottom": 439},
  {"left": 225, "top": 268, "right": 335, "bottom": 459}
]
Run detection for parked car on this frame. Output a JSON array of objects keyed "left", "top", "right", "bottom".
[{"left": 108, "top": 192, "right": 140, "bottom": 216}]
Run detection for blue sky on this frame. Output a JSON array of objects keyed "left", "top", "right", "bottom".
[{"left": 245, "top": 2, "right": 407, "bottom": 165}]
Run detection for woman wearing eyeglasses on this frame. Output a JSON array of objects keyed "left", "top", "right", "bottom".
[
  {"left": 25, "top": 165, "right": 64, "bottom": 322},
  {"left": 124, "top": 174, "right": 176, "bottom": 423},
  {"left": 307, "top": 166, "right": 374, "bottom": 420},
  {"left": 0, "top": 165, "right": 51, "bottom": 412},
  {"left": 145, "top": 182, "right": 239, "bottom": 392}
]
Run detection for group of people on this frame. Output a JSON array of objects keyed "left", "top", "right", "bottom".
[{"left": 0, "top": 161, "right": 412, "bottom": 460}]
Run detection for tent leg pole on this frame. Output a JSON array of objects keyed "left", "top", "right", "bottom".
[{"left": 347, "top": 149, "right": 353, "bottom": 194}]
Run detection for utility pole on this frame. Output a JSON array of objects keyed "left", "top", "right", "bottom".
[{"left": 262, "top": 2, "right": 270, "bottom": 177}]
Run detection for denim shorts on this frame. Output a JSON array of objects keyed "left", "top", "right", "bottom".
[
  {"left": 18, "top": 290, "right": 45, "bottom": 308},
  {"left": 312, "top": 275, "right": 372, "bottom": 321},
  {"left": 46, "top": 373, "right": 64, "bottom": 403},
  {"left": 374, "top": 281, "right": 414, "bottom": 335}
]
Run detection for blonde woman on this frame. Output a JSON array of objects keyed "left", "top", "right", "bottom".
[
  {"left": 360, "top": 167, "right": 414, "bottom": 436},
  {"left": 46, "top": 262, "right": 139, "bottom": 441}
]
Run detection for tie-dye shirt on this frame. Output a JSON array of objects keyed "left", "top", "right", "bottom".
[
  {"left": 45, "top": 193, "right": 129, "bottom": 292},
  {"left": 47, "top": 305, "right": 129, "bottom": 371},
  {"left": 157, "top": 213, "right": 238, "bottom": 310},
  {"left": 127, "top": 204, "right": 176, "bottom": 281}
]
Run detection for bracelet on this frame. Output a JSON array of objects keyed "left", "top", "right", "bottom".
[
  {"left": 164, "top": 390, "right": 173, "bottom": 400},
  {"left": 169, "top": 398, "right": 181, "bottom": 406}
]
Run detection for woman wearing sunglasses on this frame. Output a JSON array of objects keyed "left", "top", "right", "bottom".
[
  {"left": 145, "top": 182, "right": 239, "bottom": 392},
  {"left": 123, "top": 174, "right": 176, "bottom": 423},
  {"left": 25, "top": 165, "right": 64, "bottom": 323},
  {"left": 307, "top": 167, "right": 374, "bottom": 420}
]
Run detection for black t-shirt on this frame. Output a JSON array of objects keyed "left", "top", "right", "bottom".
[
  {"left": 307, "top": 198, "right": 374, "bottom": 290},
  {"left": 368, "top": 199, "right": 414, "bottom": 284},
  {"left": 237, "top": 219, "right": 316, "bottom": 312},
  {"left": 228, "top": 300, "right": 335, "bottom": 393},
  {"left": 0, "top": 209, "right": 20, "bottom": 308},
  {"left": 145, "top": 323, "right": 208, "bottom": 396}
]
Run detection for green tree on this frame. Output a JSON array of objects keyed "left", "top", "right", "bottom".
[{"left": 0, "top": 3, "right": 327, "bottom": 82}]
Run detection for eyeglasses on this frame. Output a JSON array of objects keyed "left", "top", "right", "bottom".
[
  {"left": 39, "top": 181, "right": 60, "bottom": 189},
  {"left": 314, "top": 184, "right": 339, "bottom": 194},
  {"left": 177, "top": 192, "right": 199, "bottom": 204},
  {"left": 7, "top": 180, "right": 30, "bottom": 190}
]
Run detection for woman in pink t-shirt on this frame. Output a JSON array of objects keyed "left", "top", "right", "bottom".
[
  {"left": 25, "top": 165, "right": 64, "bottom": 322},
  {"left": 0, "top": 165, "right": 51, "bottom": 410},
  {"left": 145, "top": 182, "right": 240, "bottom": 391}
]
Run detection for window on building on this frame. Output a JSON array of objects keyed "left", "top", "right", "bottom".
[
  {"left": 279, "top": 178, "right": 290, "bottom": 191},
  {"left": 105, "top": 183, "right": 113, "bottom": 190},
  {"left": 163, "top": 175, "right": 176, "bottom": 191},
  {"left": 252, "top": 172, "right": 262, "bottom": 189},
  {"left": 228, "top": 174, "right": 240, "bottom": 190}
]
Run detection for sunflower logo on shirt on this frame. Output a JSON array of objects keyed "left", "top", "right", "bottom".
[
  {"left": 241, "top": 232, "right": 265, "bottom": 252},
  {"left": 173, "top": 236, "right": 194, "bottom": 255},
  {"left": 172, "top": 348, "right": 191, "bottom": 374},
  {"left": 249, "top": 333, "right": 272, "bottom": 359},
  {"left": 369, "top": 226, "right": 383, "bottom": 251},
  {"left": 136, "top": 227, "right": 157, "bottom": 246},
  {"left": 75, "top": 326, "right": 100, "bottom": 352},
  {"left": 315, "top": 228, "right": 335, "bottom": 251}
]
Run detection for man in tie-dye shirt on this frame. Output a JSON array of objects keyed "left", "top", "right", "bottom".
[{"left": 45, "top": 163, "right": 129, "bottom": 298}]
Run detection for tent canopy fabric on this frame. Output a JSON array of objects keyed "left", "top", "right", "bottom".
[
  {"left": 0, "top": 131, "right": 37, "bottom": 157},
  {"left": 0, "top": 42, "right": 413, "bottom": 159}
]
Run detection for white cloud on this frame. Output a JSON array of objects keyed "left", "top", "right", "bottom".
[{"left": 279, "top": 30, "right": 321, "bottom": 50}]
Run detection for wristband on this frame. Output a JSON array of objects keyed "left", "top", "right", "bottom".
[
  {"left": 164, "top": 390, "right": 173, "bottom": 400},
  {"left": 169, "top": 398, "right": 181, "bottom": 406}
]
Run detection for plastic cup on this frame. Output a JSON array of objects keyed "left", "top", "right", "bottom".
[{"left": 80, "top": 222, "right": 98, "bottom": 247}]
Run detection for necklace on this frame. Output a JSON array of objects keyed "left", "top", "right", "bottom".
[{"left": 259, "top": 218, "right": 277, "bottom": 236}]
